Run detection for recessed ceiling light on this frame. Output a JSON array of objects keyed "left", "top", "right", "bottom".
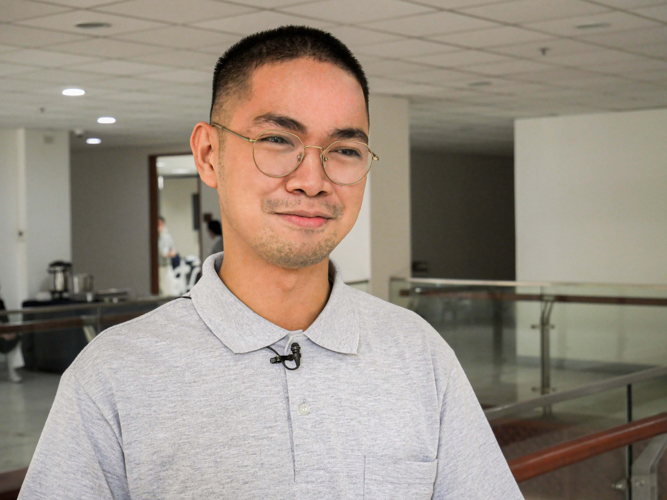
[
  {"left": 75, "top": 22, "right": 112, "bottom": 29},
  {"left": 97, "top": 116, "right": 116, "bottom": 124},
  {"left": 86, "top": 138, "right": 101, "bottom": 145},
  {"left": 157, "top": 161, "right": 166, "bottom": 168},
  {"left": 173, "top": 168, "right": 191, "bottom": 174},
  {"left": 468, "top": 81, "right": 492, "bottom": 87},
  {"left": 62, "top": 88, "right": 85, "bottom": 96},
  {"left": 576, "top": 22, "right": 611, "bottom": 30}
]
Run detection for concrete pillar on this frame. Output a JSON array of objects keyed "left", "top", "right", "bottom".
[
  {"left": 0, "top": 129, "right": 71, "bottom": 308},
  {"left": 368, "top": 95, "right": 411, "bottom": 301}
]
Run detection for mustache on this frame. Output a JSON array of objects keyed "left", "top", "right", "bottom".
[{"left": 262, "top": 198, "right": 343, "bottom": 219}]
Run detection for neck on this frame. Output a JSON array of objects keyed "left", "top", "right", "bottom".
[{"left": 218, "top": 244, "right": 331, "bottom": 332}]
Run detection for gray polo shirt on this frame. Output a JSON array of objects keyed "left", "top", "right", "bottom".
[{"left": 20, "top": 254, "right": 522, "bottom": 499}]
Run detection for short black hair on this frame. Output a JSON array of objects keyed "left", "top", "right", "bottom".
[
  {"left": 210, "top": 25, "right": 369, "bottom": 122},
  {"left": 207, "top": 220, "right": 222, "bottom": 236}
]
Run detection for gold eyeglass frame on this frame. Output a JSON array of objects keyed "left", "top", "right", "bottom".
[{"left": 211, "top": 122, "right": 378, "bottom": 186}]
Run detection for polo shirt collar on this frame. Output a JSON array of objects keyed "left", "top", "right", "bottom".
[{"left": 190, "top": 253, "right": 359, "bottom": 356}]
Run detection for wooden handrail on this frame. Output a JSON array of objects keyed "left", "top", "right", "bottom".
[
  {"left": 509, "top": 413, "right": 667, "bottom": 483},
  {"left": 0, "top": 468, "right": 26, "bottom": 500},
  {"left": 0, "top": 312, "right": 145, "bottom": 336},
  {"left": 399, "top": 288, "right": 667, "bottom": 307}
]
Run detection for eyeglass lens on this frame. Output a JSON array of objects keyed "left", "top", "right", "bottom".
[{"left": 253, "top": 130, "right": 372, "bottom": 185}]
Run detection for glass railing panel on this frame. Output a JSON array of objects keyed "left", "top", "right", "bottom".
[{"left": 491, "top": 386, "right": 629, "bottom": 499}]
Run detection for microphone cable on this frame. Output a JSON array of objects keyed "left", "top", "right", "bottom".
[{"left": 266, "top": 343, "right": 301, "bottom": 370}]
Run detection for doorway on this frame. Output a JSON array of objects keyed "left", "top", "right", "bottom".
[{"left": 149, "top": 154, "right": 222, "bottom": 296}]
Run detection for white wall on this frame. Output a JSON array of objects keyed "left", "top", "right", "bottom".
[
  {"left": 71, "top": 143, "right": 189, "bottom": 296},
  {"left": 0, "top": 130, "right": 23, "bottom": 309},
  {"left": 515, "top": 109, "right": 667, "bottom": 366},
  {"left": 0, "top": 129, "right": 70, "bottom": 308},
  {"left": 368, "top": 95, "right": 411, "bottom": 300},
  {"left": 516, "top": 108, "right": 667, "bottom": 285},
  {"left": 330, "top": 175, "right": 371, "bottom": 283}
]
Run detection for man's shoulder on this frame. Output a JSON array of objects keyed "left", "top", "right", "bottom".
[
  {"left": 345, "top": 286, "right": 454, "bottom": 357},
  {"left": 67, "top": 297, "right": 200, "bottom": 374}
]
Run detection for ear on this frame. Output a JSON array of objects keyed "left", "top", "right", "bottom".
[{"left": 190, "top": 122, "right": 219, "bottom": 189}]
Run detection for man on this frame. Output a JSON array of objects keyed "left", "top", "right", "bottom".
[
  {"left": 20, "top": 27, "right": 522, "bottom": 499},
  {"left": 157, "top": 215, "right": 178, "bottom": 296}
]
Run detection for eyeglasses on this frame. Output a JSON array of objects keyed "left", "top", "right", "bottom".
[{"left": 211, "top": 122, "right": 378, "bottom": 186}]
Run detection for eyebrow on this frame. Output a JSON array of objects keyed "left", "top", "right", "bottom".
[
  {"left": 252, "top": 113, "right": 306, "bottom": 134},
  {"left": 328, "top": 127, "right": 369, "bottom": 144},
  {"left": 252, "top": 113, "right": 369, "bottom": 144}
]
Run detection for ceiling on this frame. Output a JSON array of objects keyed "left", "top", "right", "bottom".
[{"left": 0, "top": 0, "right": 666, "bottom": 154}]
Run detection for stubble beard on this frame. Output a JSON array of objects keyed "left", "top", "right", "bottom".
[{"left": 252, "top": 224, "right": 339, "bottom": 269}]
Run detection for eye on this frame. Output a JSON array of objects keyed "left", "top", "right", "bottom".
[
  {"left": 331, "top": 147, "right": 362, "bottom": 158},
  {"left": 259, "top": 135, "right": 291, "bottom": 145}
]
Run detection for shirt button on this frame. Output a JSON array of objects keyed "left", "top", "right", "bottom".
[{"left": 298, "top": 403, "right": 310, "bottom": 416}]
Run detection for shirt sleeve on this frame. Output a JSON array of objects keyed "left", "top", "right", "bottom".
[
  {"left": 18, "top": 371, "right": 130, "bottom": 500},
  {"left": 432, "top": 359, "right": 524, "bottom": 500}
]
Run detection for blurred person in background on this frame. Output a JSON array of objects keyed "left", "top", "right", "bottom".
[
  {"left": 157, "top": 215, "right": 178, "bottom": 296},
  {"left": 0, "top": 283, "right": 23, "bottom": 383},
  {"left": 207, "top": 219, "right": 224, "bottom": 256}
]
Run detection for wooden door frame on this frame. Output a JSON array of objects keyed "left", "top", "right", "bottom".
[{"left": 148, "top": 152, "right": 192, "bottom": 296}]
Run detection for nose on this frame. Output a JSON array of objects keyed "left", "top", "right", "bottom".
[{"left": 285, "top": 146, "right": 332, "bottom": 197}]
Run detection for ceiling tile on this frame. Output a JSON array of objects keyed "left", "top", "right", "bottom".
[
  {"left": 525, "top": 11, "right": 661, "bottom": 37},
  {"left": 95, "top": 0, "right": 256, "bottom": 24},
  {"left": 0, "top": 45, "right": 20, "bottom": 53},
  {"left": 0, "top": 61, "right": 36, "bottom": 76},
  {"left": 18, "top": 10, "right": 167, "bottom": 36},
  {"left": 326, "top": 26, "right": 403, "bottom": 47},
  {"left": 49, "top": 38, "right": 165, "bottom": 58},
  {"left": 413, "top": 50, "right": 512, "bottom": 67},
  {"left": 459, "top": 0, "right": 610, "bottom": 24},
  {"left": 0, "top": 49, "right": 99, "bottom": 67},
  {"left": 491, "top": 38, "right": 602, "bottom": 59},
  {"left": 411, "top": 0, "right": 518, "bottom": 8},
  {"left": 362, "top": 59, "right": 434, "bottom": 77},
  {"left": 129, "top": 50, "right": 220, "bottom": 69},
  {"left": 629, "top": 68, "right": 667, "bottom": 81},
  {"left": 0, "top": 0, "right": 71, "bottom": 23},
  {"left": 279, "top": 0, "right": 434, "bottom": 24},
  {"left": 191, "top": 11, "right": 335, "bottom": 35},
  {"left": 632, "top": 4, "right": 667, "bottom": 21},
  {"left": 357, "top": 40, "right": 459, "bottom": 58},
  {"left": 92, "top": 76, "right": 173, "bottom": 90},
  {"left": 628, "top": 43, "right": 667, "bottom": 58},
  {"left": 116, "top": 26, "right": 240, "bottom": 49},
  {"left": 574, "top": 25, "right": 667, "bottom": 48},
  {"left": 368, "top": 77, "right": 443, "bottom": 96},
  {"left": 140, "top": 69, "right": 211, "bottom": 83},
  {"left": 365, "top": 11, "right": 498, "bottom": 37},
  {"left": 591, "top": 0, "right": 667, "bottom": 8},
  {"left": 12, "top": 68, "right": 109, "bottom": 86},
  {"left": 546, "top": 49, "right": 648, "bottom": 68},
  {"left": 71, "top": 59, "right": 170, "bottom": 75},
  {"left": 195, "top": 41, "right": 241, "bottom": 55},
  {"left": 0, "top": 24, "right": 89, "bottom": 48},
  {"left": 464, "top": 58, "right": 556, "bottom": 75},
  {"left": 28, "top": 0, "right": 123, "bottom": 7},
  {"left": 393, "top": 68, "right": 483, "bottom": 85},
  {"left": 431, "top": 26, "right": 553, "bottom": 48}
]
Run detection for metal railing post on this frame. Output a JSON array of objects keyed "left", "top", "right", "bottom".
[
  {"left": 540, "top": 298, "right": 555, "bottom": 396},
  {"left": 631, "top": 434, "right": 667, "bottom": 500}
]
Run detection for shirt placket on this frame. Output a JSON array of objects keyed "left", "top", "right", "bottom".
[{"left": 280, "top": 332, "right": 311, "bottom": 483}]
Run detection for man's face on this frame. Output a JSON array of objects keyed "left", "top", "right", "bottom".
[{"left": 213, "top": 58, "right": 368, "bottom": 270}]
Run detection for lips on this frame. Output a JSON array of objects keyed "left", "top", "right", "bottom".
[{"left": 276, "top": 211, "right": 331, "bottom": 229}]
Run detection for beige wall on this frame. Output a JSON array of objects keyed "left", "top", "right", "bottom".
[
  {"left": 516, "top": 108, "right": 667, "bottom": 285},
  {"left": 369, "top": 95, "right": 411, "bottom": 301},
  {"left": 0, "top": 129, "right": 70, "bottom": 308},
  {"left": 71, "top": 143, "right": 189, "bottom": 296}
]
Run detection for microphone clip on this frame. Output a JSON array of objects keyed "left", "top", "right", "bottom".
[{"left": 269, "top": 343, "right": 301, "bottom": 370}]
